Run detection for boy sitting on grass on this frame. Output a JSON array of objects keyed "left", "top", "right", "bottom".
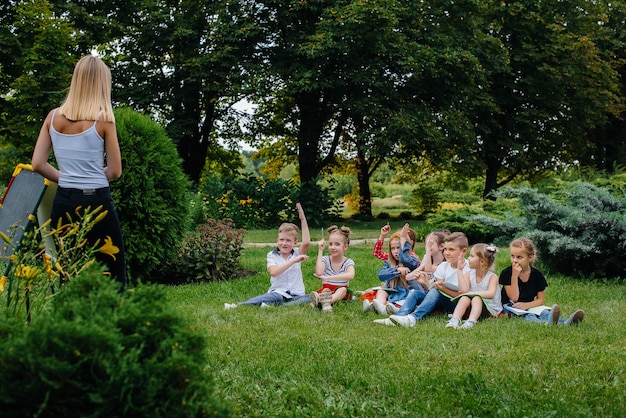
[{"left": 225, "top": 203, "right": 311, "bottom": 309}]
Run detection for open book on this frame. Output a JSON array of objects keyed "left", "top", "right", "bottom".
[
  {"left": 505, "top": 304, "right": 551, "bottom": 316},
  {"left": 450, "top": 293, "right": 498, "bottom": 316},
  {"left": 450, "top": 292, "right": 484, "bottom": 302}
]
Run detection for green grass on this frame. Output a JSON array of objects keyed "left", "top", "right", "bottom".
[
  {"left": 244, "top": 220, "right": 431, "bottom": 243},
  {"left": 166, "top": 243, "right": 626, "bottom": 417}
]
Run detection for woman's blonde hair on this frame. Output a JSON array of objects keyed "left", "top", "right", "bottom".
[{"left": 59, "top": 55, "right": 114, "bottom": 123}]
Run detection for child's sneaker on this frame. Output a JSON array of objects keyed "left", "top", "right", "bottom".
[
  {"left": 564, "top": 309, "right": 584, "bottom": 326},
  {"left": 548, "top": 304, "right": 561, "bottom": 325},
  {"left": 224, "top": 303, "right": 238, "bottom": 310},
  {"left": 319, "top": 288, "right": 333, "bottom": 313},
  {"left": 389, "top": 314, "right": 416, "bottom": 328},
  {"left": 445, "top": 317, "right": 460, "bottom": 329},
  {"left": 310, "top": 291, "right": 320, "bottom": 308},
  {"left": 460, "top": 319, "right": 476, "bottom": 329},
  {"left": 372, "top": 300, "right": 387, "bottom": 315},
  {"left": 373, "top": 318, "right": 395, "bottom": 326},
  {"left": 386, "top": 304, "right": 400, "bottom": 315},
  {"left": 362, "top": 299, "right": 372, "bottom": 312}
]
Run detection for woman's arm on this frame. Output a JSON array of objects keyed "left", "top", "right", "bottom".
[
  {"left": 102, "top": 119, "right": 122, "bottom": 181},
  {"left": 31, "top": 110, "right": 60, "bottom": 182}
]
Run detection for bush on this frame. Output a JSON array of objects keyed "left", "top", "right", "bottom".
[
  {"left": 476, "top": 183, "right": 626, "bottom": 279},
  {"left": 370, "top": 182, "right": 386, "bottom": 199},
  {"left": 320, "top": 174, "right": 355, "bottom": 200},
  {"left": 409, "top": 180, "right": 441, "bottom": 215},
  {"left": 160, "top": 218, "right": 246, "bottom": 284},
  {"left": 0, "top": 266, "right": 227, "bottom": 417},
  {"left": 426, "top": 204, "right": 495, "bottom": 244},
  {"left": 112, "top": 108, "right": 190, "bottom": 283}
]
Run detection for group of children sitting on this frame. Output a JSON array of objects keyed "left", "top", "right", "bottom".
[{"left": 224, "top": 204, "right": 585, "bottom": 328}]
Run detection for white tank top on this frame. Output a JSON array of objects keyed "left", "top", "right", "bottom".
[{"left": 50, "top": 110, "right": 109, "bottom": 189}]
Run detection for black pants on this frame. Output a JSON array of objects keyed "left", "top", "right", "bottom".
[{"left": 50, "top": 187, "right": 127, "bottom": 289}]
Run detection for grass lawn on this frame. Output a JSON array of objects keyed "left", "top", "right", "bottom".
[{"left": 166, "top": 236, "right": 626, "bottom": 417}]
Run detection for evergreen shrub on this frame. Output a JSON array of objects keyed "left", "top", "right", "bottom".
[
  {"left": 0, "top": 266, "right": 227, "bottom": 417},
  {"left": 159, "top": 218, "right": 246, "bottom": 284},
  {"left": 475, "top": 183, "right": 626, "bottom": 279},
  {"left": 112, "top": 108, "right": 190, "bottom": 282},
  {"left": 426, "top": 205, "right": 494, "bottom": 244}
]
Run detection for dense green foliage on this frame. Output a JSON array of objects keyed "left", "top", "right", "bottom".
[
  {"left": 160, "top": 218, "right": 246, "bottom": 285},
  {"left": 195, "top": 174, "right": 336, "bottom": 229},
  {"left": 112, "top": 108, "right": 190, "bottom": 282},
  {"left": 2, "top": 1, "right": 625, "bottom": 215},
  {"left": 476, "top": 183, "right": 626, "bottom": 279},
  {"left": 0, "top": 266, "right": 227, "bottom": 417}
]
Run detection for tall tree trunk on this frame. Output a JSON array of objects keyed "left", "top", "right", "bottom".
[
  {"left": 355, "top": 146, "right": 373, "bottom": 217},
  {"left": 483, "top": 156, "right": 500, "bottom": 200},
  {"left": 296, "top": 91, "right": 325, "bottom": 184}
]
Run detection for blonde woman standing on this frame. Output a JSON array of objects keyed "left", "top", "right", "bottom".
[{"left": 32, "top": 55, "right": 127, "bottom": 288}]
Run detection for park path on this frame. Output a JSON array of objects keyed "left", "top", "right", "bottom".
[{"left": 243, "top": 238, "right": 377, "bottom": 247}]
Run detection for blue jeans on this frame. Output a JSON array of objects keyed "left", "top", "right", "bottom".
[
  {"left": 408, "top": 288, "right": 457, "bottom": 321},
  {"left": 239, "top": 292, "right": 310, "bottom": 306},
  {"left": 397, "top": 288, "right": 427, "bottom": 315},
  {"left": 503, "top": 304, "right": 563, "bottom": 324}
]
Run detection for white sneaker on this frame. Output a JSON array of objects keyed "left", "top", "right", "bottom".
[
  {"left": 460, "top": 319, "right": 476, "bottom": 329},
  {"left": 372, "top": 300, "right": 387, "bottom": 315},
  {"left": 319, "top": 288, "right": 333, "bottom": 313},
  {"left": 373, "top": 318, "right": 395, "bottom": 326},
  {"left": 362, "top": 299, "right": 372, "bottom": 312},
  {"left": 386, "top": 304, "right": 399, "bottom": 315},
  {"left": 224, "top": 303, "right": 238, "bottom": 310},
  {"left": 445, "top": 317, "right": 460, "bottom": 329},
  {"left": 389, "top": 315, "right": 416, "bottom": 328},
  {"left": 260, "top": 302, "right": 270, "bottom": 308},
  {"left": 310, "top": 291, "right": 320, "bottom": 308}
]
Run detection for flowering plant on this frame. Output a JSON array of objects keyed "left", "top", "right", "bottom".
[{"left": 0, "top": 205, "right": 118, "bottom": 322}]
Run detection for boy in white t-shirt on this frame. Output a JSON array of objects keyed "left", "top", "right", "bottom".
[
  {"left": 378, "top": 232, "right": 470, "bottom": 327},
  {"left": 225, "top": 203, "right": 310, "bottom": 308}
]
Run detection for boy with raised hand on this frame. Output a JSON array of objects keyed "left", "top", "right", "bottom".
[
  {"left": 225, "top": 203, "right": 311, "bottom": 309},
  {"left": 375, "top": 232, "right": 470, "bottom": 327}
]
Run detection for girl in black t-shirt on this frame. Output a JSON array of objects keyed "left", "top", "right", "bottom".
[{"left": 499, "top": 238, "right": 584, "bottom": 326}]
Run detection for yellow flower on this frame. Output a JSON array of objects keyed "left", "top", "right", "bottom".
[
  {"left": 0, "top": 275, "right": 7, "bottom": 293},
  {"left": 97, "top": 236, "right": 119, "bottom": 261}
]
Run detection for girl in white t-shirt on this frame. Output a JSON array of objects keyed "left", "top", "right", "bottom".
[{"left": 446, "top": 243, "right": 502, "bottom": 329}]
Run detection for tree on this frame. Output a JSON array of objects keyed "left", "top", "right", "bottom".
[
  {"left": 578, "top": 1, "right": 626, "bottom": 171},
  {"left": 469, "top": 0, "right": 621, "bottom": 198},
  {"left": 0, "top": 0, "right": 78, "bottom": 182},
  {"left": 61, "top": 0, "right": 265, "bottom": 183}
]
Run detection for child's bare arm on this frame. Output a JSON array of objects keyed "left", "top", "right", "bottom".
[
  {"left": 268, "top": 254, "right": 309, "bottom": 277},
  {"left": 514, "top": 290, "right": 546, "bottom": 310},
  {"left": 315, "top": 239, "right": 325, "bottom": 277},
  {"left": 296, "top": 203, "right": 310, "bottom": 255}
]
